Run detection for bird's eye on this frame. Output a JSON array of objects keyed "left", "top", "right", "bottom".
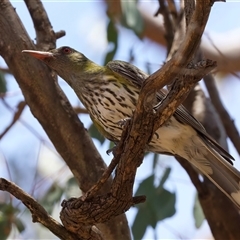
[{"left": 62, "top": 47, "right": 71, "bottom": 54}]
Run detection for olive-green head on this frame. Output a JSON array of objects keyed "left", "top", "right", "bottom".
[{"left": 22, "top": 46, "right": 90, "bottom": 81}]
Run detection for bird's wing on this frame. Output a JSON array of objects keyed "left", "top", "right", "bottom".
[
  {"left": 107, "top": 60, "right": 148, "bottom": 87},
  {"left": 106, "top": 60, "right": 234, "bottom": 162}
]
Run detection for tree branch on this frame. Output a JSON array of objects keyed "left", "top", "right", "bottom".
[
  {"left": 0, "top": 178, "right": 78, "bottom": 240},
  {"left": 24, "top": 0, "right": 61, "bottom": 50},
  {"left": 140, "top": 1, "right": 212, "bottom": 102}
]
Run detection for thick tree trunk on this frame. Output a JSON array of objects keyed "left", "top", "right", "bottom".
[{"left": 0, "top": 1, "right": 131, "bottom": 239}]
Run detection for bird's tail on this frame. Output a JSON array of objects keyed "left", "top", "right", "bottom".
[{"left": 184, "top": 136, "right": 240, "bottom": 208}]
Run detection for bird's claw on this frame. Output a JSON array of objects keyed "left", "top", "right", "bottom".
[
  {"left": 117, "top": 117, "right": 131, "bottom": 128},
  {"left": 106, "top": 146, "right": 116, "bottom": 155}
]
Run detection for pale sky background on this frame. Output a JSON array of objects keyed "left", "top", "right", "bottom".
[{"left": 1, "top": 1, "right": 240, "bottom": 239}]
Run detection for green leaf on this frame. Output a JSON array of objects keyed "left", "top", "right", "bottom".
[
  {"left": 0, "top": 205, "right": 12, "bottom": 240},
  {"left": 14, "top": 218, "right": 25, "bottom": 233},
  {"left": 0, "top": 203, "right": 20, "bottom": 240},
  {"left": 65, "top": 177, "right": 82, "bottom": 198},
  {"left": 0, "top": 72, "right": 7, "bottom": 94},
  {"left": 132, "top": 171, "right": 176, "bottom": 240},
  {"left": 88, "top": 123, "right": 105, "bottom": 145},
  {"left": 193, "top": 193, "right": 205, "bottom": 228},
  {"left": 131, "top": 205, "right": 150, "bottom": 240},
  {"left": 152, "top": 153, "right": 159, "bottom": 171},
  {"left": 107, "top": 18, "right": 118, "bottom": 44},
  {"left": 108, "top": 141, "right": 115, "bottom": 150},
  {"left": 135, "top": 174, "right": 154, "bottom": 197},
  {"left": 40, "top": 183, "right": 64, "bottom": 214},
  {"left": 66, "top": 176, "right": 78, "bottom": 187},
  {"left": 120, "top": 0, "right": 144, "bottom": 36},
  {"left": 104, "top": 51, "right": 117, "bottom": 66},
  {"left": 104, "top": 18, "right": 118, "bottom": 65},
  {"left": 159, "top": 167, "right": 171, "bottom": 187},
  {"left": 155, "top": 168, "right": 176, "bottom": 221},
  {"left": 154, "top": 188, "right": 176, "bottom": 222}
]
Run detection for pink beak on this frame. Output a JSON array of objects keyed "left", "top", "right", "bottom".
[{"left": 22, "top": 50, "right": 54, "bottom": 60}]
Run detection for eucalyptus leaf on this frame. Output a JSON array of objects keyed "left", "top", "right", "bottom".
[
  {"left": 120, "top": 0, "right": 144, "bottom": 36},
  {"left": 65, "top": 177, "right": 82, "bottom": 198},
  {"left": 0, "top": 72, "right": 7, "bottom": 94},
  {"left": 14, "top": 218, "right": 25, "bottom": 233},
  {"left": 40, "top": 184, "right": 64, "bottom": 214},
  {"left": 159, "top": 167, "right": 171, "bottom": 187},
  {"left": 132, "top": 171, "right": 176, "bottom": 240},
  {"left": 193, "top": 193, "right": 205, "bottom": 228},
  {"left": 88, "top": 123, "right": 105, "bottom": 144},
  {"left": 0, "top": 203, "right": 20, "bottom": 240},
  {"left": 104, "top": 18, "right": 118, "bottom": 65},
  {"left": 132, "top": 205, "right": 152, "bottom": 240},
  {"left": 152, "top": 153, "right": 159, "bottom": 171}
]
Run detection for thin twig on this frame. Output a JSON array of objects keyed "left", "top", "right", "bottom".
[
  {"left": 1, "top": 98, "right": 53, "bottom": 146},
  {"left": 82, "top": 154, "right": 119, "bottom": 200},
  {"left": 55, "top": 30, "right": 66, "bottom": 40},
  {"left": 153, "top": 60, "right": 216, "bottom": 133},
  {"left": 205, "top": 33, "right": 240, "bottom": 79},
  {"left": 155, "top": 0, "right": 174, "bottom": 54},
  {"left": 204, "top": 74, "right": 240, "bottom": 155},
  {"left": 167, "top": 0, "right": 178, "bottom": 26},
  {"left": 0, "top": 100, "right": 26, "bottom": 140},
  {"left": 74, "top": 107, "right": 89, "bottom": 115},
  {"left": 0, "top": 67, "right": 12, "bottom": 74}
]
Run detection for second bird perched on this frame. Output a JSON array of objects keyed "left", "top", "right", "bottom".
[{"left": 23, "top": 46, "right": 240, "bottom": 208}]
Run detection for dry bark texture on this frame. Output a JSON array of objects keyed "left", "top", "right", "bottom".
[{"left": 1, "top": 0, "right": 240, "bottom": 239}]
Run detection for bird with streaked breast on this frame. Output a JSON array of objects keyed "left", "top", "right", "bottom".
[{"left": 23, "top": 46, "right": 240, "bottom": 208}]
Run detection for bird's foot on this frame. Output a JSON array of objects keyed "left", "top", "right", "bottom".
[
  {"left": 106, "top": 145, "right": 116, "bottom": 155},
  {"left": 117, "top": 117, "right": 131, "bottom": 128}
]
